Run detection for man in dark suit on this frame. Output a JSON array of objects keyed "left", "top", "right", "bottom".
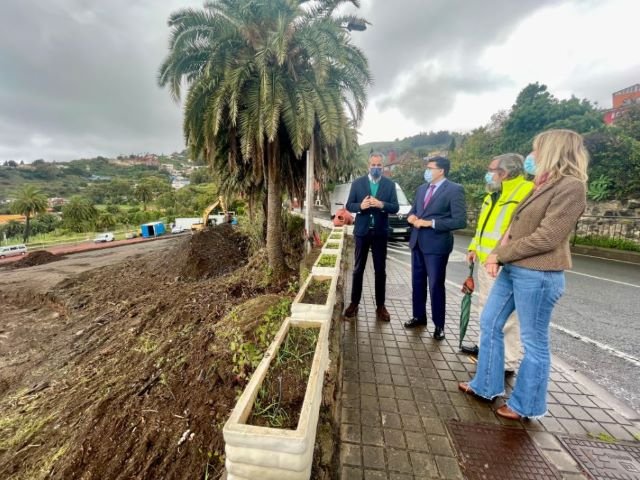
[
  {"left": 406, "top": 156, "right": 467, "bottom": 339},
  {"left": 344, "top": 152, "right": 399, "bottom": 322}
]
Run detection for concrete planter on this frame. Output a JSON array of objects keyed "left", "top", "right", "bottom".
[
  {"left": 224, "top": 318, "right": 330, "bottom": 480},
  {"left": 322, "top": 235, "right": 344, "bottom": 251},
  {"left": 290, "top": 274, "right": 337, "bottom": 322},
  {"left": 311, "top": 251, "right": 341, "bottom": 276},
  {"left": 321, "top": 241, "right": 342, "bottom": 255}
]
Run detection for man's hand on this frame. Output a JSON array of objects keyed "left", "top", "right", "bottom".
[
  {"left": 369, "top": 198, "right": 384, "bottom": 209},
  {"left": 360, "top": 196, "right": 372, "bottom": 210},
  {"left": 484, "top": 253, "right": 500, "bottom": 277},
  {"left": 407, "top": 214, "right": 417, "bottom": 225},
  {"left": 414, "top": 219, "right": 432, "bottom": 229},
  {"left": 466, "top": 251, "right": 476, "bottom": 264}
]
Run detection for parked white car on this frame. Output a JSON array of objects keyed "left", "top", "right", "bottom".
[
  {"left": 0, "top": 244, "right": 28, "bottom": 258},
  {"left": 94, "top": 232, "right": 115, "bottom": 243},
  {"left": 171, "top": 225, "right": 187, "bottom": 234}
]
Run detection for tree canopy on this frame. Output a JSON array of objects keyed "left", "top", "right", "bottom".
[{"left": 159, "top": 0, "right": 371, "bottom": 276}]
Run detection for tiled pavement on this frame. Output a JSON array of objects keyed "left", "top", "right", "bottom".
[{"left": 338, "top": 245, "right": 640, "bottom": 480}]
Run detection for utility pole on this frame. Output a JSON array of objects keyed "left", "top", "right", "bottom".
[{"left": 305, "top": 135, "right": 314, "bottom": 253}]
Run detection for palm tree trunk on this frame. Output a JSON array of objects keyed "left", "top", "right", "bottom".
[
  {"left": 266, "top": 140, "right": 285, "bottom": 278},
  {"left": 23, "top": 213, "right": 31, "bottom": 243}
]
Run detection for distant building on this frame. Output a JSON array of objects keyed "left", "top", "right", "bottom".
[
  {"left": 110, "top": 154, "right": 160, "bottom": 168},
  {"left": 603, "top": 84, "right": 640, "bottom": 124},
  {"left": 48, "top": 197, "right": 67, "bottom": 207},
  {"left": 172, "top": 177, "right": 190, "bottom": 190},
  {"left": 0, "top": 214, "right": 25, "bottom": 225}
]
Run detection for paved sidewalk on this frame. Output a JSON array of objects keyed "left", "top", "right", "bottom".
[{"left": 338, "top": 246, "right": 640, "bottom": 479}]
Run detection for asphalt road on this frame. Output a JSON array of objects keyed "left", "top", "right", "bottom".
[{"left": 385, "top": 234, "right": 640, "bottom": 415}]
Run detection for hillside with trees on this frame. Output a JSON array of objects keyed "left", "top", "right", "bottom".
[{"left": 389, "top": 83, "right": 640, "bottom": 208}]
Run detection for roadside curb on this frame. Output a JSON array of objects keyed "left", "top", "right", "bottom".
[{"left": 570, "top": 244, "right": 640, "bottom": 264}]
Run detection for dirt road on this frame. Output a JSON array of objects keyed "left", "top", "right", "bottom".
[{"left": 0, "top": 236, "right": 182, "bottom": 294}]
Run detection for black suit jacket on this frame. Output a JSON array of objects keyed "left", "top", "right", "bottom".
[
  {"left": 408, "top": 179, "right": 467, "bottom": 254},
  {"left": 346, "top": 175, "right": 399, "bottom": 237}
]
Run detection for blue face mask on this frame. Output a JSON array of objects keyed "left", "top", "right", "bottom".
[
  {"left": 484, "top": 172, "right": 495, "bottom": 185},
  {"left": 424, "top": 169, "right": 433, "bottom": 183},
  {"left": 369, "top": 166, "right": 382, "bottom": 179},
  {"left": 524, "top": 154, "right": 536, "bottom": 175}
]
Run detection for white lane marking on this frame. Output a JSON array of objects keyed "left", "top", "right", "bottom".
[
  {"left": 550, "top": 324, "right": 640, "bottom": 367},
  {"left": 387, "top": 255, "right": 469, "bottom": 292},
  {"left": 572, "top": 252, "right": 640, "bottom": 265},
  {"left": 565, "top": 270, "right": 640, "bottom": 289},
  {"left": 388, "top": 245, "right": 467, "bottom": 262},
  {"left": 386, "top": 255, "right": 640, "bottom": 367}
]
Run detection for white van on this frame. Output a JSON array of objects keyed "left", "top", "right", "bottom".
[
  {"left": 0, "top": 244, "right": 28, "bottom": 258},
  {"left": 329, "top": 181, "right": 412, "bottom": 239}
]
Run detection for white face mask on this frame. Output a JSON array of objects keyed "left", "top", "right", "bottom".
[{"left": 424, "top": 169, "right": 433, "bottom": 183}]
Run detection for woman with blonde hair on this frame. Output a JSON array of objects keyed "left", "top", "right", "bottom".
[{"left": 459, "top": 129, "right": 588, "bottom": 420}]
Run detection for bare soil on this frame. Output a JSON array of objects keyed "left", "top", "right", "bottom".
[
  {"left": 0, "top": 224, "right": 304, "bottom": 480},
  {"left": 301, "top": 278, "right": 331, "bottom": 305},
  {"left": 10, "top": 251, "right": 65, "bottom": 269}
]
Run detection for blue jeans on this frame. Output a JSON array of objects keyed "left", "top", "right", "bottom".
[{"left": 468, "top": 264, "right": 565, "bottom": 418}]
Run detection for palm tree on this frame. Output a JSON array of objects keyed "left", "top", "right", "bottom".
[
  {"left": 96, "top": 212, "right": 117, "bottom": 231},
  {"left": 134, "top": 183, "right": 154, "bottom": 211},
  {"left": 159, "top": 0, "right": 371, "bottom": 277},
  {"left": 11, "top": 185, "right": 48, "bottom": 242},
  {"left": 62, "top": 196, "right": 98, "bottom": 232}
]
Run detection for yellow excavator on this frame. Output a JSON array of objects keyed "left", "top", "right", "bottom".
[{"left": 191, "top": 196, "right": 228, "bottom": 231}]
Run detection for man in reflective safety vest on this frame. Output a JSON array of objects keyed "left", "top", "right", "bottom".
[{"left": 465, "top": 153, "right": 534, "bottom": 373}]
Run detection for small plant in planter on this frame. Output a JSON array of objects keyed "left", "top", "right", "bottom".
[
  {"left": 317, "top": 254, "right": 337, "bottom": 268},
  {"left": 247, "top": 326, "right": 319, "bottom": 428},
  {"left": 323, "top": 242, "right": 339, "bottom": 249},
  {"left": 300, "top": 277, "right": 331, "bottom": 305},
  {"left": 329, "top": 233, "right": 342, "bottom": 240}
]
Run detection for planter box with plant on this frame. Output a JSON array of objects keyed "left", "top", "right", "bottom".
[
  {"left": 290, "top": 274, "right": 337, "bottom": 322},
  {"left": 311, "top": 252, "right": 340, "bottom": 276},
  {"left": 321, "top": 241, "right": 341, "bottom": 254},
  {"left": 224, "top": 318, "right": 329, "bottom": 479}
]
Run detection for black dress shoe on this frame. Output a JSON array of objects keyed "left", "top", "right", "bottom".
[
  {"left": 461, "top": 344, "right": 479, "bottom": 357},
  {"left": 404, "top": 317, "right": 427, "bottom": 328},
  {"left": 433, "top": 326, "right": 445, "bottom": 341}
]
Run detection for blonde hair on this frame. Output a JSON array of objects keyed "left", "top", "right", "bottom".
[{"left": 532, "top": 129, "right": 589, "bottom": 183}]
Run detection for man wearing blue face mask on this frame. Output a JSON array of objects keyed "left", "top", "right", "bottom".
[
  {"left": 344, "top": 152, "right": 400, "bottom": 321},
  {"left": 463, "top": 154, "right": 534, "bottom": 372},
  {"left": 405, "top": 156, "right": 466, "bottom": 340}
]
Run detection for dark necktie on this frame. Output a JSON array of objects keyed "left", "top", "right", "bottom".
[{"left": 423, "top": 184, "right": 436, "bottom": 209}]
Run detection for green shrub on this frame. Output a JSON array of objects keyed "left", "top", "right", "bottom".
[
  {"left": 317, "top": 254, "right": 337, "bottom": 267},
  {"left": 573, "top": 235, "right": 640, "bottom": 252}
]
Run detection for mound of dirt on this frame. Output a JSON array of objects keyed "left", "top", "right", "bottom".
[
  {"left": 174, "top": 224, "right": 251, "bottom": 280},
  {"left": 0, "top": 221, "right": 305, "bottom": 480},
  {"left": 11, "top": 250, "right": 64, "bottom": 268}
]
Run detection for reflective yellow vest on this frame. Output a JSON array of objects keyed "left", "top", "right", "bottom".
[{"left": 468, "top": 175, "right": 534, "bottom": 263}]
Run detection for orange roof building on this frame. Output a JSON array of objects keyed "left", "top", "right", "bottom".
[{"left": 0, "top": 214, "right": 25, "bottom": 225}]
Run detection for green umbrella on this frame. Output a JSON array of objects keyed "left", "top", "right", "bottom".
[{"left": 459, "top": 262, "right": 475, "bottom": 350}]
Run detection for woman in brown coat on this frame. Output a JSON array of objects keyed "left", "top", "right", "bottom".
[{"left": 459, "top": 129, "right": 588, "bottom": 420}]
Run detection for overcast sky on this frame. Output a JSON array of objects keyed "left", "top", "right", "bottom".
[{"left": 1, "top": 0, "right": 639, "bottom": 162}]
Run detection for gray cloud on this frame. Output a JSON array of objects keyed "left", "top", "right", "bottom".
[
  {"left": 376, "top": 64, "right": 511, "bottom": 124},
  {"left": 1, "top": 0, "right": 599, "bottom": 162},
  {"left": 0, "top": 0, "right": 200, "bottom": 162},
  {"left": 351, "top": 0, "right": 566, "bottom": 122}
]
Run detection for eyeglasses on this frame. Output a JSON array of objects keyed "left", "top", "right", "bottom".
[
  {"left": 487, "top": 168, "right": 503, "bottom": 173},
  {"left": 426, "top": 167, "right": 443, "bottom": 171}
]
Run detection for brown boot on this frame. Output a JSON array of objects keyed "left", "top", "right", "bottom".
[
  {"left": 376, "top": 305, "right": 390, "bottom": 322},
  {"left": 344, "top": 303, "right": 359, "bottom": 318}
]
